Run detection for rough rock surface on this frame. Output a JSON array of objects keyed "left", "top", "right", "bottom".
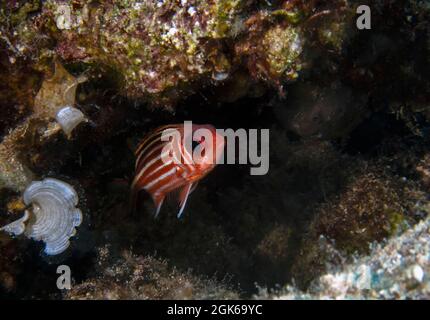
[
  {"left": 260, "top": 215, "right": 430, "bottom": 299},
  {"left": 65, "top": 246, "right": 238, "bottom": 300}
]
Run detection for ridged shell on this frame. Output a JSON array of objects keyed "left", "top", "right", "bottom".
[
  {"left": 55, "top": 106, "right": 86, "bottom": 137},
  {"left": 1, "top": 178, "right": 83, "bottom": 255}
]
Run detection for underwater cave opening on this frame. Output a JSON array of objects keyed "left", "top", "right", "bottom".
[{"left": 3, "top": 75, "right": 430, "bottom": 299}]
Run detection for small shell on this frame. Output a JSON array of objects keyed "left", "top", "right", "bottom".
[
  {"left": 56, "top": 4, "right": 72, "bottom": 30},
  {"left": 0, "top": 211, "right": 30, "bottom": 236},
  {"left": 212, "top": 72, "right": 229, "bottom": 81},
  {"left": 1, "top": 178, "right": 83, "bottom": 255},
  {"left": 55, "top": 106, "right": 86, "bottom": 137}
]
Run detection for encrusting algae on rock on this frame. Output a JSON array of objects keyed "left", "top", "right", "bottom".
[
  {"left": 0, "top": 0, "right": 363, "bottom": 107},
  {"left": 39, "top": 0, "right": 248, "bottom": 106}
]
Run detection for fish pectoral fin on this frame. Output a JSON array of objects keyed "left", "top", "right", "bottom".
[
  {"left": 177, "top": 183, "right": 193, "bottom": 219},
  {"left": 153, "top": 196, "right": 165, "bottom": 218}
]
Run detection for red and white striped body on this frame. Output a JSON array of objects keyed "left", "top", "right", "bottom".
[{"left": 131, "top": 124, "right": 224, "bottom": 218}]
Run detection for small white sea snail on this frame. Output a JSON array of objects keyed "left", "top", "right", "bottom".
[
  {"left": 55, "top": 105, "right": 87, "bottom": 138},
  {"left": 0, "top": 178, "right": 83, "bottom": 256}
]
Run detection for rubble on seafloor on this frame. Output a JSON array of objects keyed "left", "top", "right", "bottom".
[
  {"left": 258, "top": 213, "right": 430, "bottom": 299},
  {"left": 0, "top": 0, "right": 430, "bottom": 299},
  {"left": 64, "top": 246, "right": 239, "bottom": 300}
]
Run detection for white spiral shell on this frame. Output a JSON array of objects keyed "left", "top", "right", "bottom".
[
  {"left": 55, "top": 106, "right": 86, "bottom": 137},
  {"left": 1, "top": 178, "right": 83, "bottom": 255}
]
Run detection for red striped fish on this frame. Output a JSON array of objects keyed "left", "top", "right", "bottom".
[{"left": 131, "top": 123, "right": 225, "bottom": 218}]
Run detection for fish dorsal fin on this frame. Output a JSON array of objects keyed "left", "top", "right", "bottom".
[
  {"left": 177, "top": 183, "right": 193, "bottom": 218},
  {"left": 135, "top": 125, "right": 183, "bottom": 169}
]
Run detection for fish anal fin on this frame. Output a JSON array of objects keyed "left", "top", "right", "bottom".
[
  {"left": 153, "top": 195, "right": 165, "bottom": 218},
  {"left": 190, "top": 182, "right": 198, "bottom": 193},
  {"left": 177, "top": 183, "right": 193, "bottom": 218}
]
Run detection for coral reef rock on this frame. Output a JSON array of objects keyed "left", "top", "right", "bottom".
[
  {"left": 262, "top": 214, "right": 430, "bottom": 299},
  {"left": 65, "top": 247, "right": 238, "bottom": 300}
]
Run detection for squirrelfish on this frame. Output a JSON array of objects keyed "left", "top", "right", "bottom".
[{"left": 131, "top": 123, "right": 225, "bottom": 218}]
